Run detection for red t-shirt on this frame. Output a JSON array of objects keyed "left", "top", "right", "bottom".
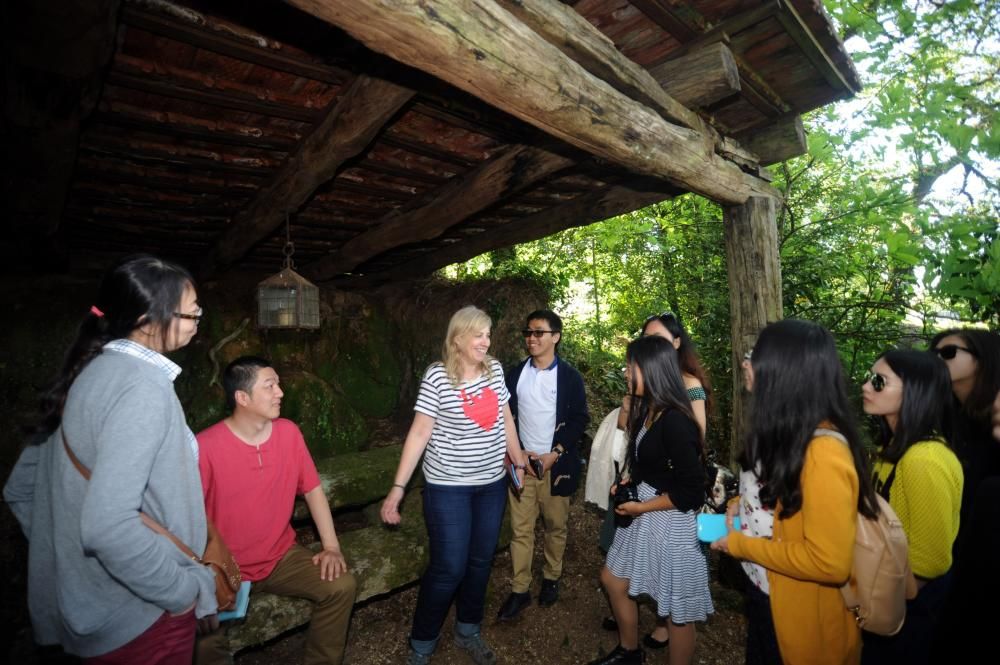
[{"left": 197, "top": 418, "right": 321, "bottom": 581}]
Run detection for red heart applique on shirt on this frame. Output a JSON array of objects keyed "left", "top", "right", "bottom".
[{"left": 460, "top": 386, "right": 499, "bottom": 431}]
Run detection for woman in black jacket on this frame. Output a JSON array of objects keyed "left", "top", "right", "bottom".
[{"left": 589, "top": 336, "right": 712, "bottom": 665}]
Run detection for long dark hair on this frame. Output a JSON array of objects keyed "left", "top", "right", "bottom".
[
  {"left": 34, "top": 255, "right": 195, "bottom": 438},
  {"left": 930, "top": 328, "right": 1000, "bottom": 428},
  {"left": 624, "top": 335, "right": 697, "bottom": 466},
  {"left": 873, "top": 350, "right": 954, "bottom": 463},
  {"left": 740, "top": 319, "right": 878, "bottom": 519},
  {"left": 642, "top": 312, "right": 713, "bottom": 415}
]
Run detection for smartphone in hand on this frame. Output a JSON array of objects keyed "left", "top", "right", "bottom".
[{"left": 529, "top": 457, "right": 544, "bottom": 478}]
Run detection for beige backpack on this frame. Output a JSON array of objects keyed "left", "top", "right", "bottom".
[{"left": 814, "top": 428, "right": 918, "bottom": 636}]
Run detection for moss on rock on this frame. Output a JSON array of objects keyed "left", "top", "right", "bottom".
[{"left": 279, "top": 370, "right": 366, "bottom": 457}]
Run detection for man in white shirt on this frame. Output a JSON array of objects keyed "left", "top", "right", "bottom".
[{"left": 498, "top": 310, "right": 589, "bottom": 620}]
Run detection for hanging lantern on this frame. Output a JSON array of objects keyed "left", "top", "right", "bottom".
[{"left": 256, "top": 218, "right": 320, "bottom": 329}]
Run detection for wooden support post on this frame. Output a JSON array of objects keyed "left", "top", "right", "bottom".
[
  {"left": 201, "top": 74, "right": 414, "bottom": 276},
  {"left": 723, "top": 195, "right": 783, "bottom": 462}
]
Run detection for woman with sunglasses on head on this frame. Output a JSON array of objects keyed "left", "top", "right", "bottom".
[
  {"left": 589, "top": 312, "right": 714, "bottom": 650},
  {"left": 859, "top": 350, "right": 962, "bottom": 664},
  {"left": 590, "top": 335, "right": 712, "bottom": 665},
  {"left": 928, "top": 329, "right": 1000, "bottom": 657},
  {"left": 4, "top": 255, "right": 217, "bottom": 664},
  {"left": 712, "top": 319, "right": 879, "bottom": 665}
]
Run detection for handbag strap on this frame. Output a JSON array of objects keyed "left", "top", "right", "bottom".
[{"left": 60, "top": 428, "right": 201, "bottom": 563}]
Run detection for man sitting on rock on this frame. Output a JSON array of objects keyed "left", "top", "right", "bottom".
[{"left": 195, "top": 356, "right": 356, "bottom": 665}]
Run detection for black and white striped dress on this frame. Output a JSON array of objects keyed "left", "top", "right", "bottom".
[
  {"left": 415, "top": 359, "right": 510, "bottom": 486},
  {"left": 606, "top": 425, "right": 714, "bottom": 623}
]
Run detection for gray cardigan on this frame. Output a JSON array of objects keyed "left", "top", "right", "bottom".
[{"left": 4, "top": 349, "right": 216, "bottom": 657}]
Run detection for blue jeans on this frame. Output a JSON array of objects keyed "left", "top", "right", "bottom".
[{"left": 410, "top": 478, "right": 507, "bottom": 651}]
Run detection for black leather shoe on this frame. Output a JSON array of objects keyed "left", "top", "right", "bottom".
[
  {"left": 496, "top": 591, "right": 531, "bottom": 621},
  {"left": 586, "top": 645, "right": 644, "bottom": 665},
  {"left": 538, "top": 579, "right": 559, "bottom": 607},
  {"left": 642, "top": 632, "right": 669, "bottom": 649}
]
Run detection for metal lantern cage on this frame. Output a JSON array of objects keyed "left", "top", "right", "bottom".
[{"left": 256, "top": 219, "right": 321, "bottom": 329}]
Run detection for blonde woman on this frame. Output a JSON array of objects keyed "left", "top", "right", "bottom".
[{"left": 381, "top": 306, "right": 527, "bottom": 665}]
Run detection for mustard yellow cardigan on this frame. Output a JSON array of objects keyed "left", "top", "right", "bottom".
[{"left": 729, "top": 433, "right": 860, "bottom": 665}]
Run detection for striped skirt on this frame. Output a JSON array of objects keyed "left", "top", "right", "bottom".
[{"left": 606, "top": 482, "right": 714, "bottom": 623}]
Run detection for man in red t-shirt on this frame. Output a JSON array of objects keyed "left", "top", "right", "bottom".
[{"left": 194, "top": 356, "right": 356, "bottom": 665}]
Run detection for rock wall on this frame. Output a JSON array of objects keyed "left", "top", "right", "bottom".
[{"left": 0, "top": 271, "right": 548, "bottom": 655}]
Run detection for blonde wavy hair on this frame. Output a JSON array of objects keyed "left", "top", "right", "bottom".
[{"left": 442, "top": 305, "right": 495, "bottom": 385}]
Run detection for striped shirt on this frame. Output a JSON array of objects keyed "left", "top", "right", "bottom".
[{"left": 415, "top": 359, "right": 510, "bottom": 486}]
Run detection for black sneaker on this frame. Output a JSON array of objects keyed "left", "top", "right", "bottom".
[
  {"left": 496, "top": 591, "right": 531, "bottom": 621},
  {"left": 586, "top": 644, "right": 644, "bottom": 665},
  {"left": 538, "top": 579, "right": 560, "bottom": 607}
]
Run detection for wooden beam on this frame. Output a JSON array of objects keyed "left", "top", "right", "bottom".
[
  {"left": 284, "top": 0, "right": 757, "bottom": 205},
  {"left": 736, "top": 116, "right": 807, "bottom": 165},
  {"left": 3, "top": 0, "right": 120, "bottom": 247},
  {"left": 723, "top": 195, "right": 783, "bottom": 461},
  {"left": 343, "top": 182, "right": 679, "bottom": 286},
  {"left": 120, "top": 4, "right": 346, "bottom": 84},
  {"left": 94, "top": 111, "right": 299, "bottom": 151},
  {"left": 201, "top": 74, "right": 415, "bottom": 274},
  {"left": 648, "top": 42, "right": 741, "bottom": 109},
  {"left": 495, "top": 0, "right": 704, "bottom": 131},
  {"left": 630, "top": 0, "right": 703, "bottom": 42},
  {"left": 106, "top": 71, "right": 323, "bottom": 123},
  {"left": 305, "top": 144, "right": 576, "bottom": 280},
  {"left": 772, "top": 0, "right": 857, "bottom": 94}
]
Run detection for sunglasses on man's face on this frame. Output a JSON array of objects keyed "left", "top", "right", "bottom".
[
  {"left": 522, "top": 329, "right": 555, "bottom": 338},
  {"left": 933, "top": 344, "right": 975, "bottom": 360},
  {"left": 865, "top": 372, "right": 888, "bottom": 392}
]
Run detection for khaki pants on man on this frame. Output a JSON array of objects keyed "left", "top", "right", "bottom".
[
  {"left": 195, "top": 544, "right": 357, "bottom": 665},
  {"left": 508, "top": 470, "right": 570, "bottom": 593}
]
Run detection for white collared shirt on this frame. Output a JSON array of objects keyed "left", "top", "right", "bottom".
[{"left": 516, "top": 356, "right": 558, "bottom": 455}]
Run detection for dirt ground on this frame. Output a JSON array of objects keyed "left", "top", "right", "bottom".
[{"left": 237, "top": 499, "right": 748, "bottom": 665}]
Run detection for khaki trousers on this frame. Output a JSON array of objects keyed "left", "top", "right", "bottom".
[
  {"left": 507, "top": 471, "right": 570, "bottom": 593},
  {"left": 195, "top": 544, "right": 357, "bottom": 665}
]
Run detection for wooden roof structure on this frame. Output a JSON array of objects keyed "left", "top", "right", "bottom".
[{"left": 5, "top": 0, "right": 859, "bottom": 284}]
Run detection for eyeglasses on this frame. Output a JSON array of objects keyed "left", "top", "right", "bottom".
[
  {"left": 522, "top": 329, "right": 555, "bottom": 338},
  {"left": 933, "top": 344, "right": 976, "bottom": 360},
  {"left": 865, "top": 372, "right": 888, "bottom": 392},
  {"left": 174, "top": 309, "right": 203, "bottom": 323}
]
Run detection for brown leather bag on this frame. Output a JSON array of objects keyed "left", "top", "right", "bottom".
[{"left": 62, "top": 430, "right": 242, "bottom": 611}]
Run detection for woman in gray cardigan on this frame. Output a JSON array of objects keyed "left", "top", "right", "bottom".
[{"left": 4, "top": 255, "right": 217, "bottom": 664}]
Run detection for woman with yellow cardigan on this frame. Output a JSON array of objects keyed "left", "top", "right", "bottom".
[
  {"left": 860, "top": 349, "right": 962, "bottom": 664},
  {"left": 712, "top": 320, "right": 879, "bottom": 665}
]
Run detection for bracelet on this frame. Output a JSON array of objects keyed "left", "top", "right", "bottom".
[{"left": 392, "top": 483, "right": 406, "bottom": 491}]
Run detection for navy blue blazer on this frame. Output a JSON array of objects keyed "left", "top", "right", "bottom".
[{"left": 505, "top": 356, "right": 590, "bottom": 496}]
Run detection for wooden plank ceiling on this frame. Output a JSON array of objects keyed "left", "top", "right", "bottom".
[{"left": 3, "top": 0, "right": 859, "bottom": 284}]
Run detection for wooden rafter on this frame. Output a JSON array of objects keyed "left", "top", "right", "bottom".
[
  {"left": 285, "top": 0, "right": 766, "bottom": 205},
  {"left": 343, "top": 181, "right": 680, "bottom": 286},
  {"left": 305, "top": 144, "right": 576, "bottom": 280},
  {"left": 201, "top": 74, "right": 415, "bottom": 275}
]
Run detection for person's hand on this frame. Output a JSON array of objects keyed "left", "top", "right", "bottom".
[
  {"left": 711, "top": 535, "right": 730, "bottom": 554},
  {"left": 312, "top": 547, "right": 349, "bottom": 580},
  {"left": 725, "top": 497, "right": 740, "bottom": 530},
  {"left": 614, "top": 501, "right": 644, "bottom": 517},
  {"left": 197, "top": 614, "right": 220, "bottom": 635},
  {"left": 527, "top": 452, "right": 558, "bottom": 477},
  {"left": 381, "top": 486, "right": 405, "bottom": 525}
]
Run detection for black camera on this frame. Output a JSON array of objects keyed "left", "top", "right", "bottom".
[{"left": 612, "top": 481, "right": 640, "bottom": 528}]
